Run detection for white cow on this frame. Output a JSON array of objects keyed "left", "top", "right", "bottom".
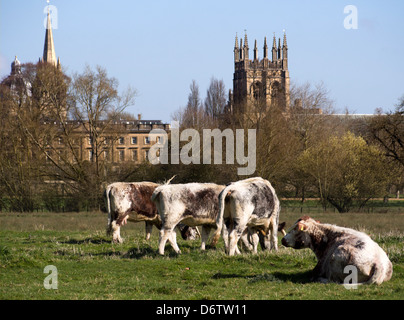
[
  {"left": 211, "top": 177, "right": 281, "bottom": 256},
  {"left": 152, "top": 183, "right": 225, "bottom": 255},
  {"left": 282, "top": 216, "right": 393, "bottom": 284}
]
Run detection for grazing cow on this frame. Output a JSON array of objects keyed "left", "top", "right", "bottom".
[
  {"left": 281, "top": 216, "right": 393, "bottom": 285},
  {"left": 104, "top": 182, "right": 198, "bottom": 243},
  {"left": 152, "top": 183, "right": 225, "bottom": 255},
  {"left": 211, "top": 177, "right": 281, "bottom": 256}
]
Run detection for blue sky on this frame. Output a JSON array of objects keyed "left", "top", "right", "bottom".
[{"left": 1, "top": 0, "right": 404, "bottom": 122}]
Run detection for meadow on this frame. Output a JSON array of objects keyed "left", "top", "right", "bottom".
[{"left": 0, "top": 207, "right": 403, "bottom": 300}]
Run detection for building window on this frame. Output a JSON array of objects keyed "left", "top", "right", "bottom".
[
  {"left": 88, "top": 150, "right": 93, "bottom": 162},
  {"left": 118, "top": 150, "right": 125, "bottom": 162},
  {"left": 144, "top": 136, "right": 150, "bottom": 145},
  {"left": 131, "top": 149, "right": 138, "bottom": 161},
  {"left": 118, "top": 137, "right": 125, "bottom": 145},
  {"left": 103, "top": 150, "right": 110, "bottom": 161},
  {"left": 144, "top": 149, "right": 149, "bottom": 160},
  {"left": 131, "top": 136, "right": 138, "bottom": 144}
]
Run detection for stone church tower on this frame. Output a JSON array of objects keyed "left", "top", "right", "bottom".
[{"left": 230, "top": 32, "right": 290, "bottom": 115}]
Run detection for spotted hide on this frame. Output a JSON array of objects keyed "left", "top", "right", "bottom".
[
  {"left": 104, "top": 182, "right": 198, "bottom": 243},
  {"left": 282, "top": 216, "right": 393, "bottom": 284},
  {"left": 211, "top": 177, "right": 281, "bottom": 256},
  {"left": 151, "top": 183, "right": 225, "bottom": 255}
]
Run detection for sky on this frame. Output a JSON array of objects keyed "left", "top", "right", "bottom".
[{"left": 1, "top": 0, "right": 404, "bottom": 123}]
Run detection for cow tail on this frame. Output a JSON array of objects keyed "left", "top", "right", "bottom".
[
  {"left": 151, "top": 190, "right": 161, "bottom": 203},
  {"left": 211, "top": 187, "right": 229, "bottom": 246},
  {"left": 363, "top": 262, "right": 389, "bottom": 285},
  {"left": 105, "top": 185, "right": 112, "bottom": 235}
]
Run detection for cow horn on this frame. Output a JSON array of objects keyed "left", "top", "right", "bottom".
[
  {"left": 165, "top": 175, "right": 177, "bottom": 185},
  {"left": 195, "top": 226, "right": 201, "bottom": 238}
]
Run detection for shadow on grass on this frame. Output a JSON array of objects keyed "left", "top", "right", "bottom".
[
  {"left": 271, "top": 270, "right": 313, "bottom": 284},
  {"left": 59, "top": 237, "right": 111, "bottom": 245},
  {"left": 123, "top": 246, "right": 181, "bottom": 259},
  {"left": 211, "top": 270, "right": 313, "bottom": 284}
]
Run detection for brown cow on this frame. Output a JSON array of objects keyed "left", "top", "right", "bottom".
[{"left": 104, "top": 182, "right": 198, "bottom": 243}]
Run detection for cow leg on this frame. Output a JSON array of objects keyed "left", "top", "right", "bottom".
[
  {"left": 145, "top": 221, "right": 153, "bottom": 241},
  {"left": 248, "top": 230, "right": 259, "bottom": 254},
  {"left": 111, "top": 221, "right": 123, "bottom": 244},
  {"left": 222, "top": 218, "right": 231, "bottom": 254},
  {"left": 159, "top": 228, "right": 181, "bottom": 255},
  {"left": 269, "top": 221, "right": 278, "bottom": 251},
  {"left": 201, "top": 226, "right": 212, "bottom": 250},
  {"left": 159, "top": 228, "right": 170, "bottom": 255},
  {"left": 228, "top": 221, "right": 245, "bottom": 256},
  {"left": 168, "top": 229, "right": 181, "bottom": 254},
  {"left": 240, "top": 229, "right": 252, "bottom": 251},
  {"left": 259, "top": 232, "right": 272, "bottom": 251}
]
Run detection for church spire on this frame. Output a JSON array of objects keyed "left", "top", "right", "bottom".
[
  {"left": 243, "top": 32, "right": 249, "bottom": 60},
  {"left": 263, "top": 36, "right": 268, "bottom": 59},
  {"left": 282, "top": 30, "right": 288, "bottom": 62},
  {"left": 253, "top": 39, "right": 258, "bottom": 61},
  {"left": 272, "top": 33, "right": 277, "bottom": 62},
  {"left": 43, "top": 2, "right": 57, "bottom": 66},
  {"left": 234, "top": 33, "right": 239, "bottom": 62}
]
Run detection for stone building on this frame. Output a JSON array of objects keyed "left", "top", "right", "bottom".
[
  {"left": 229, "top": 32, "right": 290, "bottom": 115},
  {"left": 1, "top": 6, "right": 169, "bottom": 165}
]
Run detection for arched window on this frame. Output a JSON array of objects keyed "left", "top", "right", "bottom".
[
  {"left": 251, "top": 81, "right": 263, "bottom": 101},
  {"left": 270, "top": 81, "right": 285, "bottom": 107}
]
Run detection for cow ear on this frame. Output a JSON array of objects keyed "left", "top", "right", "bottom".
[{"left": 297, "top": 221, "right": 308, "bottom": 232}]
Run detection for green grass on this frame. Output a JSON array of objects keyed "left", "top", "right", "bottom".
[{"left": 0, "top": 211, "right": 403, "bottom": 300}]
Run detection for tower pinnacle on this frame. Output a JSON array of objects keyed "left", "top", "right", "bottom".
[{"left": 43, "top": 3, "right": 57, "bottom": 66}]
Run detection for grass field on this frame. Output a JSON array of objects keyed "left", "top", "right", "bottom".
[{"left": 0, "top": 209, "right": 403, "bottom": 300}]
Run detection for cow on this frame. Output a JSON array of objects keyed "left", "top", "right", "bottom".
[
  {"left": 104, "top": 182, "right": 199, "bottom": 243},
  {"left": 151, "top": 183, "right": 225, "bottom": 255},
  {"left": 281, "top": 216, "right": 393, "bottom": 285},
  {"left": 211, "top": 177, "right": 281, "bottom": 256}
]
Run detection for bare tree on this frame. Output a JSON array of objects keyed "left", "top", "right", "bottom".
[
  {"left": 68, "top": 65, "right": 136, "bottom": 200},
  {"left": 363, "top": 96, "right": 404, "bottom": 168},
  {"left": 4, "top": 63, "right": 136, "bottom": 210},
  {"left": 204, "top": 77, "right": 227, "bottom": 119}
]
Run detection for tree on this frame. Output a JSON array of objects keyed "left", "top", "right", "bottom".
[
  {"left": 169, "top": 80, "right": 238, "bottom": 184},
  {"left": 0, "top": 62, "right": 56, "bottom": 211},
  {"left": 65, "top": 65, "right": 136, "bottom": 206},
  {"left": 204, "top": 77, "right": 227, "bottom": 120},
  {"left": 3, "top": 63, "right": 136, "bottom": 210},
  {"left": 363, "top": 97, "right": 404, "bottom": 169},
  {"left": 299, "top": 132, "right": 391, "bottom": 212}
]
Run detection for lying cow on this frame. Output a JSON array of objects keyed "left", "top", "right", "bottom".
[
  {"left": 281, "top": 216, "right": 393, "bottom": 285},
  {"left": 211, "top": 177, "right": 281, "bottom": 256},
  {"left": 152, "top": 183, "right": 225, "bottom": 255},
  {"left": 104, "top": 182, "right": 198, "bottom": 243}
]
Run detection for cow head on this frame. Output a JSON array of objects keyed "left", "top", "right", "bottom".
[
  {"left": 281, "top": 216, "right": 317, "bottom": 249},
  {"left": 177, "top": 224, "right": 200, "bottom": 241}
]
